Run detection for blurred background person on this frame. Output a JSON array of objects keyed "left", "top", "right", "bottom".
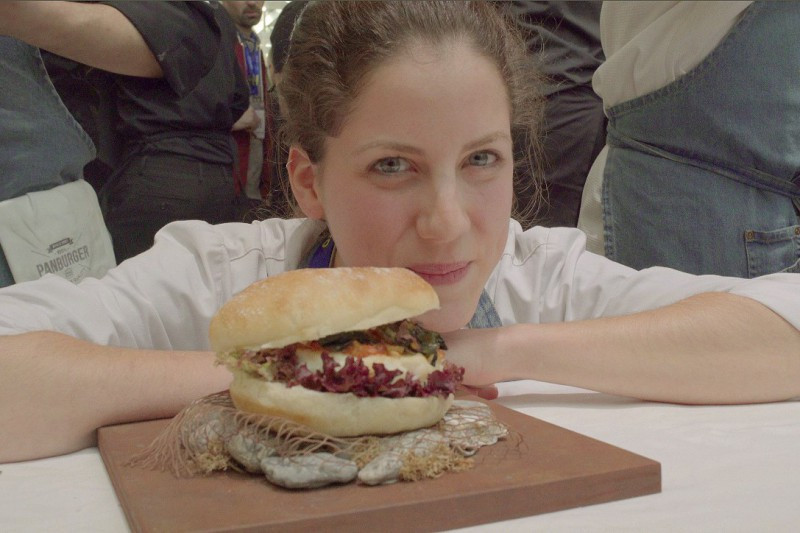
[
  {"left": 502, "top": 1, "right": 606, "bottom": 229},
  {"left": 95, "top": 1, "right": 249, "bottom": 262},
  {"left": 266, "top": 0, "right": 307, "bottom": 112},
  {"left": 0, "top": 0, "right": 180, "bottom": 287},
  {"left": 578, "top": 1, "right": 800, "bottom": 277},
  {"left": 23, "top": 2, "right": 252, "bottom": 263},
  {"left": 262, "top": 0, "right": 307, "bottom": 217},
  {"left": 222, "top": 0, "right": 278, "bottom": 222},
  {"left": 39, "top": 51, "right": 121, "bottom": 194},
  {"left": 0, "top": 36, "right": 115, "bottom": 289}
]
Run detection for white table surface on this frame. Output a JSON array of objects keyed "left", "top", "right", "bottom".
[{"left": 3, "top": 380, "right": 800, "bottom": 532}]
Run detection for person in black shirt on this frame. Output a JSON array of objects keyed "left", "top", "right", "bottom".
[
  {"left": 9, "top": 2, "right": 251, "bottom": 262},
  {"left": 502, "top": 1, "right": 606, "bottom": 228},
  {"left": 97, "top": 2, "right": 250, "bottom": 261}
]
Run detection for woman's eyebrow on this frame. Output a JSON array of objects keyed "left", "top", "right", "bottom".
[
  {"left": 354, "top": 132, "right": 511, "bottom": 156},
  {"left": 354, "top": 140, "right": 425, "bottom": 156},
  {"left": 463, "top": 132, "right": 512, "bottom": 151}
]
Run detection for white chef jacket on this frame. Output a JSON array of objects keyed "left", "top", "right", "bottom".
[{"left": 0, "top": 218, "right": 798, "bottom": 351}]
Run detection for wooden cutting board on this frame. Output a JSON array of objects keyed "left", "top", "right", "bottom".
[{"left": 98, "top": 398, "right": 660, "bottom": 532}]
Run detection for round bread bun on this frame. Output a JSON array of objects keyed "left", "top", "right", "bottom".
[
  {"left": 209, "top": 267, "right": 439, "bottom": 353},
  {"left": 229, "top": 369, "right": 454, "bottom": 436}
]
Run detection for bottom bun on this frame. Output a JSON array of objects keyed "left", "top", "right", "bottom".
[{"left": 229, "top": 370, "right": 454, "bottom": 437}]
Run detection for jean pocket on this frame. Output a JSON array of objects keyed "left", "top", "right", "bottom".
[{"left": 744, "top": 224, "right": 800, "bottom": 276}]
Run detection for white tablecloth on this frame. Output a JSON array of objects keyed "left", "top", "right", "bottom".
[{"left": 3, "top": 380, "right": 799, "bottom": 532}]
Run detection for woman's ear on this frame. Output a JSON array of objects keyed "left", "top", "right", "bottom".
[{"left": 287, "top": 146, "right": 325, "bottom": 220}]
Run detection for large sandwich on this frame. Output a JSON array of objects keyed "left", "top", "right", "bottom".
[{"left": 210, "top": 267, "right": 464, "bottom": 437}]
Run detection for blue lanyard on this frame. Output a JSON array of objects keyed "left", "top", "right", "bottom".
[
  {"left": 308, "top": 236, "right": 335, "bottom": 268},
  {"left": 242, "top": 39, "right": 261, "bottom": 97}
]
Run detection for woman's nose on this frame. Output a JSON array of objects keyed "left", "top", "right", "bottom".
[{"left": 415, "top": 181, "right": 470, "bottom": 243}]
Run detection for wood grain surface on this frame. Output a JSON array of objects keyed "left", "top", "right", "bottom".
[{"left": 98, "top": 398, "right": 661, "bottom": 532}]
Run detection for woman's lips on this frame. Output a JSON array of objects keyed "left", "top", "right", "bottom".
[{"left": 408, "top": 263, "right": 471, "bottom": 286}]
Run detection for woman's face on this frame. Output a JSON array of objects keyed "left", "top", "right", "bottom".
[{"left": 292, "top": 41, "right": 514, "bottom": 332}]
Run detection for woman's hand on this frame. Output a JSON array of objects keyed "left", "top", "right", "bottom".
[
  {"left": 458, "top": 384, "right": 499, "bottom": 400},
  {"left": 443, "top": 327, "right": 509, "bottom": 399}
]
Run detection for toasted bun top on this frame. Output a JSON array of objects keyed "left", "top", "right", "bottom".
[{"left": 209, "top": 267, "right": 439, "bottom": 353}]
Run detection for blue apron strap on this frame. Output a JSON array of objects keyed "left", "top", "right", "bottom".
[
  {"left": 467, "top": 290, "right": 502, "bottom": 329},
  {"left": 606, "top": 127, "right": 800, "bottom": 200}
]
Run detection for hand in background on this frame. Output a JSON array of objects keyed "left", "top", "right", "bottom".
[{"left": 231, "top": 105, "right": 261, "bottom": 132}]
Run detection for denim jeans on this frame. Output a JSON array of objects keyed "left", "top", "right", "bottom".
[{"left": 602, "top": 2, "right": 800, "bottom": 277}]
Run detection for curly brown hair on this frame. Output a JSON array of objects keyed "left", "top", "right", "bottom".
[{"left": 277, "top": 0, "right": 546, "bottom": 225}]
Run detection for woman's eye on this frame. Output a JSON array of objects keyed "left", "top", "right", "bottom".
[
  {"left": 373, "top": 157, "right": 411, "bottom": 174},
  {"left": 468, "top": 151, "right": 498, "bottom": 167}
]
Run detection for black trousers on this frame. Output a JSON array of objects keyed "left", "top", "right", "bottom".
[
  {"left": 516, "top": 85, "right": 607, "bottom": 229},
  {"left": 101, "top": 153, "right": 235, "bottom": 262}
]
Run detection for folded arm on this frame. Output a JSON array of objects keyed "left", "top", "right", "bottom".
[
  {"left": 446, "top": 292, "right": 800, "bottom": 404},
  {"left": 0, "top": 331, "right": 231, "bottom": 463},
  {"left": 0, "top": 1, "right": 162, "bottom": 77}
]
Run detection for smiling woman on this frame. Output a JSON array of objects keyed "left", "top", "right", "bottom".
[
  {"left": 278, "top": 2, "right": 545, "bottom": 228},
  {"left": 278, "top": 2, "right": 545, "bottom": 332},
  {"left": 287, "top": 39, "right": 518, "bottom": 331},
  {"left": 1, "top": 1, "right": 800, "bottom": 463}
]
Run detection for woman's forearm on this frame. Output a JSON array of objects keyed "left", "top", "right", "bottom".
[
  {"left": 455, "top": 292, "right": 800, "bottom": 404},
  {"left": 0, "top": 331, "right": 231, "bottom": 463},
  {"left": 514, "top": 292, "right": 800, "bottom": 404}
]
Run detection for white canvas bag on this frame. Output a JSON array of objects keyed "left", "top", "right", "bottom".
[{"left": 0, "top": 180, "right": 116, "bottom": 283}]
